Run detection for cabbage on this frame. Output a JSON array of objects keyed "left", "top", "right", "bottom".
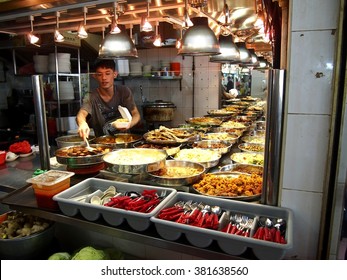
[
  {"left": 48, "top": 252, "right": 71, "bottom": 260},
  {"left": 71, "top": 246, "right": 109, "bottom": 260}
]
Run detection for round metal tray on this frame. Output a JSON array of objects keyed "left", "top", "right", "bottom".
[
  {"left": 192, "top": 172, "right": 261, "bottom": 201},
  {"left": 186, "top": 117, "right": 223, "bottom": 127},
  {"left": 103, "top": 148, "right": 167, "bottom": 174},
  {"left": 55, "top": 144, "right": 113, "bottom": 166},
  {"left": 143, "top": 131, "right": 197, "bottom": 145},
  {"left": 217, "top": 163, "right": 263, "bottom": 176},
  {"left": 173, "top": 148, "right": 221, "bottom": 169},
  {"left": 147, "top": 160, "right": 206, "bottom": 187},
  {"left": 91, "top": 133, "right": 142, "bottom": 148},
  {"left": 238, "top": 142, "right": 265, "bottom": 153},
  {"left": 191, "top": 140, "right": 233, "bottom": 154}
]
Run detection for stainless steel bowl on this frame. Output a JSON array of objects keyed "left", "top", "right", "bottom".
[
  {"left": 147, "top": 160, "right": 206, "bottom": 187},
  {"left": 0, "top": 212, "right": 55, "bottom": 259},
  {"left": 218, "top": 163, "right": 263, "bottom": 175},
  {"left": 103, "top": 148, "right": 167, "bottom": 174},
  {"left": 191, "top": 140, "right": 233, "bottom": 154},
  {"left": 55, "top": 135, "right": 95, "bottom": 148}
]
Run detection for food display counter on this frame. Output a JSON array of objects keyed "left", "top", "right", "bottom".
[
  {"left": 0, "top": 97, "right": 292, "bottom": 260},
  {"left": 0, "top": 175, "right": 249, "bottom": 260},
  {"left": 0, "top": 144, "right": 292, "bottom": 260}
]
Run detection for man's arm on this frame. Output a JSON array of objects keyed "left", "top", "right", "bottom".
[{"left": 76, "top": 108, "right": 90, "bottom": 138}]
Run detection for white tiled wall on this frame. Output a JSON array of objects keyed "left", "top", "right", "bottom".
[{"left": 282, "top": 0, "right": 341, "bottom": 259}]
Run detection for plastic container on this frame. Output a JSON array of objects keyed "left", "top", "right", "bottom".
[
  {"left": 53, "top": 178, "right": 177, "bottom": 231},
  {"left": 26, "top": 170, "right": 75, "bottom": 210},
  {"left": 150, "top": 192, "right": 293, "bottom": 259},
  {"left": 170, "top": 62, "right": 181, "bottom": 76}
]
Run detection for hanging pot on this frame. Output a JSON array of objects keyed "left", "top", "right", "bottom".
[{"left": 142, "top": 100, "right": 176, "bottom": 122}]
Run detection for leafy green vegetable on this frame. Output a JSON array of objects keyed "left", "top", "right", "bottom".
[
  {"left": 48, "top": 252, "right": 71, "bottom": 260},
  {"left": 71, "top": 246, "right": 109, "bottom": 260}
]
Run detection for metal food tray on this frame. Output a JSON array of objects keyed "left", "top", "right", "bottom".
[
  {"left": 150, "top": 192, "right": 293, "bottom": 259},
  {"left": 191, "top": 172, "right": 261, "bottom": 202},
  {"left": 53, "top": 178, "right": 177, "bottom": 231},
  {"left": 55, "top": 144, "right": 113, "bottom": 166}
]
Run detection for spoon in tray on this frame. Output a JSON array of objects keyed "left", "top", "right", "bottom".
[{"left": 84, "top": 136, "right": 96, "bottom": 152}]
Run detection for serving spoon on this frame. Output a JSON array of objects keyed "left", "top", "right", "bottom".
[{"left": 84, "top": 136, "right": 96, "bottom": 151}]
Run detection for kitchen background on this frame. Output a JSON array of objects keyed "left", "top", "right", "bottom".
[{"left": 0, "top": 0, "right": 346, "bottom": 260}]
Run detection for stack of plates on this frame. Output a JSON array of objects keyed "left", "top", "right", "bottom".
[
  {"left": 33, "top": 55, "right": 49, "bottom": 73},
  {"left": 52, "top": 81, "right": 75, "bottom": 100},
  {"left": 48, "top": 53, "right": 71, "bottom": 73}
]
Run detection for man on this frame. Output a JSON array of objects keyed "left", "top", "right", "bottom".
[
  {"left": 226, "top": 76, "right": 234, "bottom": 92},
  {"left": 76, "top": 59, "right": 141, "bottom": 138}
]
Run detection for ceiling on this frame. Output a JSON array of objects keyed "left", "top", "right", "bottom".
[{"left": 0, "top": 0, "right": 278, "bottom": 64}]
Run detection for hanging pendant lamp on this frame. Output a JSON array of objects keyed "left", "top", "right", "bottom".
[
  {"left": 178, "top": 17, "right": 220, "bottom": 56},
  {"left": 98, "top": 32, "right": 138, "bottom": 59},
  {"left": 240, "top": 48, "right": 259, "bottom": 67},
  {"left": 210, "top": 34, "right": 240, "bottom": 63},
  {"left": 235, "top": 42, "right": 251, "bottom": 63}
]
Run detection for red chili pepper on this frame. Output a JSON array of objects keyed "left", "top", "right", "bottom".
[
  {"left": 270, "top": 227, "right": 276, "bottom": 242},
  {"left": 221, "top": 224, "right": 229, "bottom": 233},
  {"left": 275, "top": 229, "right": 282, "bottom": 243},
  {"left": 230, "top": 224, "right": 238, "bottom": 234},
  {"left": 256, "top": 227, "right": 265, "bottom": 239},
  {"left": 212, "top": 213, "right": 219, "bottom": 230},
  {"left": 252, "top": 228, "right": 259, "bottom": 239},
  {"left": 280, "top": 236, "right": 287, "bottom": 244},
  {"left": 264, "top": 227, "right": 272, "bottom": 241}
]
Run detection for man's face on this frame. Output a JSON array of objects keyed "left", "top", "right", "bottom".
[{"left": 94, "top": 67, "right": 117, "bottom": 89}]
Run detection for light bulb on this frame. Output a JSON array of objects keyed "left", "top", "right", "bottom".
[
  {"left": 28, "top": 32, "right": 39, "bottom": 44},
  {"left": 54, "top": 29, "right": 64, "bottom": 42},
  {"left": 77, "top": 24, "right": 88, "bottom": 38}
]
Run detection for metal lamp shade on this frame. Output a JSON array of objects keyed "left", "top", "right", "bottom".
[
  {"left": 178, "top": 17, "right": 220, "bottom": 56},
  {"left": 235, "top": 42, "right": 251, "bottom": 63},
  {"left": 210, "top": 35, "right": 240, "bottom": 63},
  {"left": 99, "top": 33, "right": 138, "bottom": 59},
  {"left": 240, "top": 48, "right": 259, "bottom": 67}
]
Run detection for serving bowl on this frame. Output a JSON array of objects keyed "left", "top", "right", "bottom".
[{"left": 147, "top": 160, "right": 206, "bottom": 187}]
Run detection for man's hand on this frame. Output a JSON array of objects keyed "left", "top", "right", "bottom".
[{"left": 78, "top": 122, "right": 90, "bottom": 139}]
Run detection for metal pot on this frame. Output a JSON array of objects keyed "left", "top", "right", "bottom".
[{"left": 142, "top": 100, "right": 176, "bottom": 122}]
